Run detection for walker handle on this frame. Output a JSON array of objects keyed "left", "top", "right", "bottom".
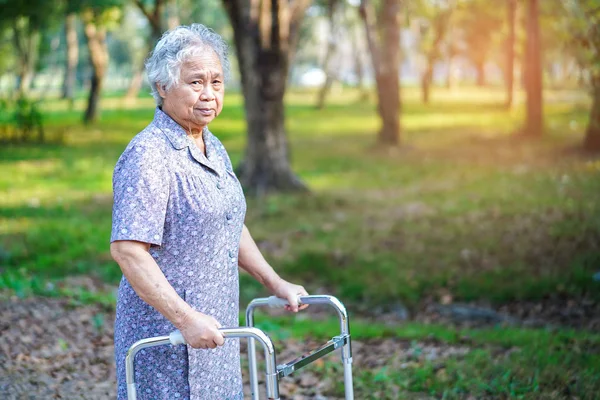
[
  {"left": 168, "top": 327, "right": 279, "bottom": 345},
  {"left": 128, "top": 327, "right": 279, "bottom": 400},
  {"left": 266, "top": 295, "right": 303, "bottom": 308}
]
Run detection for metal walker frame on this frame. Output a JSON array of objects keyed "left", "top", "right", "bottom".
[{"left": 126, "top": 295, "right": 353, "bottom": 400}]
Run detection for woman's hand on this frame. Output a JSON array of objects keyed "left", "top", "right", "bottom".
[
  {"left": 178, "top": 310, "right": 225, "bottom": 349},
  {"left": 271, "top": 279, "right": 309, "bottom": 312}
]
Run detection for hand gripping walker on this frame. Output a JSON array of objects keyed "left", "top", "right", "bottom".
[{"left": 126, "top": 294, "right": 354, "bottom": 400}]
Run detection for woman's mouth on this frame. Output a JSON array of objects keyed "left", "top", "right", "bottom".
[{"left": 196, "top": 108, "right": 214, "bottom": 116}]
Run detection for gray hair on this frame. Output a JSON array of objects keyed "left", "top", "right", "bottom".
[{"left": 145, "top": 24, "right": 230, "bottom": 106}]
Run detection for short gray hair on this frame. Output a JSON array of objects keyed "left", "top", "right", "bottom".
[{"left": 145, "top": 24, "right": 230, "bottom": 106}]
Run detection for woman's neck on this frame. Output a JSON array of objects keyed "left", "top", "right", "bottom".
[
  {"left": 159, "top": 105, "right": 205, "bottom": 140},
  {"left": 187, "top": 127, "right": 203, "bottom": 139}
]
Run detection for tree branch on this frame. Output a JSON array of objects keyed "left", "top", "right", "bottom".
[
  {"left": 11, "top": 19, "right": 25, "bottom": 58},
  {"left": 290, "top": 0, "right": 311, "bottom": 27},
  {"left": 134, "top": 0, "right": 153, "bottom": 22},
  {"left": 359, "top": 0, "right": 382, "bottom": 71}
]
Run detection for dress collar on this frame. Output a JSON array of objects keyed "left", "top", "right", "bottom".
[{"left": 153, "top": 107, "right": 223, "bottom": 177}]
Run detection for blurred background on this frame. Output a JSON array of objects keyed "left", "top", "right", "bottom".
[{"left": 1, "top": 0, "right": 599, "bottom": 398}]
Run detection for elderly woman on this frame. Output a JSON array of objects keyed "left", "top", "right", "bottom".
[{"left": 110, "top": 24, "right": 308, "bottom": 400}]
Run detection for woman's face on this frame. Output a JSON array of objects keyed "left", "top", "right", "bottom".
[{"left": 158, "top": 48, "right": 224, "bottom": 133}]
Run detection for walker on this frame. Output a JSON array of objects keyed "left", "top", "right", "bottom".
[{"left": 126, "top": 295, "right": 354, "bottom": 400}]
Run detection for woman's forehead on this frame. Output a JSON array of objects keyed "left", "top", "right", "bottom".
[{"left": 182, "top": 51, "right": 222, "bottom": 76}]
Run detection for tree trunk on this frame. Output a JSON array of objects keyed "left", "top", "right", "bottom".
[
  {"left": 446, "top": 56, "right": 454, "bottom": 90},
  {"left": 351, "top": 23, "right": 368, "bottom": 100},
  {"left": 475, "top": 60, "right": 486, "bottom": 86},
  {"left": 505, "top": 0, "right": 516, "bottom": 109},
  {"left": 126, "top": 0, "right": 165, "bottom": 100},
  {"left": 62, "top": 13, "right": 79, "bottom": 101},
  {"left": 125, "top": 67, "right": 145, "bottom": 100},
  {"left": 523, "top": 0, "right": 543, "bottom": 137},
  {"left": 419, "top": 9, "right": 452, "bottom": 105},
  {"left": 316, "top": 0, "right": 340, "bottom": 110},
  {"left": 360, "top": 0, "right": 401, "bottom": 146},
  {"left": 445, "top": 27, "right": 457, "bottom": 90},
  {"left": 83, "top": 22, "right": 109, "bottom": 123},
  {"left": 421, "top": 66, "right": 432, "bottom": 104},
  {"left": 584, "top": 82, "right": 600, "bottom": 152},
  {"left": 17, "top": 64, "right": 34, "bottom": 97},
  {"left": 85, "top": 71, "right": 104, "bottom": 123},
  {"left": 377, "top": 0, "right": 401, "bottom": 146},
  {"left": 12, "top": 20, "right": 40, "bottom": 97},
  {"left": 223, "top": 0, "right": 309, "bottom": 195}
]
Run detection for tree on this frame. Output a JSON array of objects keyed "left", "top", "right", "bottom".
[
  {"left": 12, "top": 18, "right": 40, "bottom": 96},
  {"left": 0, "top": 29, "right": 16, "bottom": 77},
  {"left": 560, "top": 0, "right": 600, "bottom": 151},
  {"left": 445, "top": 24, "right": 459, "bottom": 90},
  {"left": 68, "top": 0, "right": 122, "bottom": 123},
  {"left": 82, "top": 10, "right": 109, "bottom": 123},
  {"left": 522, "top": 0, "right": 543, "bottom": 137},
  {"left": 580, "top": 6, "right": 600, "bottom": 152},
  {"left": 505, "top": 0, "right": 517, "bottom": 109},
  {"left": 0, "top": 0, "right": 58, "bottom": 97},
  {"left": 459, "top": 0, "right": 503, "bottom": 88},
  {"left": 315, "top": 0, "right": 342, "bottom": 109},
  {"left": 222, "top": 0, "right": 310, "bottom": 194},
  {"left": 350, "top": 15, "right": 369, "bottom": 100},
  {"left": 414, "top": 0, "right": 454, "bottom": 104},
  {"left": 359, "top": 0, "right": 402, "bottom": 146},
  {"left": 62, "top": 13, "right": 79, "bottom": 102},
  {"left": 125, "top": 0, "right": 176, "bottom": 100},
  {"left": 178, "top": 0, "right": 230, "bottom": 32}
]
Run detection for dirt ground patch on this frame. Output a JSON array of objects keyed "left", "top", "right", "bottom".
[{"left": 1, "top": 295, "right": 477, "bottom": 400}]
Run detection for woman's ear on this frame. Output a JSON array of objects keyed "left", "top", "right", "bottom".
[{"left": 156, "top": 83, "right": 168, "bottom": 99}]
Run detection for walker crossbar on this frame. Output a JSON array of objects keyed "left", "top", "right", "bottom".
[
  {"left": 246, "top": 295, "right": 354, "bottom": 400},
  {"left": 276, "top": 334, "right": 349, "bottom": 378}
]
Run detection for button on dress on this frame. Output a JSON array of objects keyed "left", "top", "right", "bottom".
[{"left": 111, "top": 108, "right": 246, "bottom": 400}]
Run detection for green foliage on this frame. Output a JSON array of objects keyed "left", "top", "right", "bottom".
[
  {"left": 68, "top": 0, "right": 124, "bottom": 29},
  {"left": 0, "top": 97, "right": 51, "bottom": 143},
  {"left": 178, "top": 0, "right": 230, "bottom": 36},
  {"left": 0, "top": 27, "right": 16, "bottom": 74},
  {"left": 559, "top": 0, "right": 600, "bottom": 84},
  {"left": 0, "top": 0, "right": 61, "bottom": 30},
  {"left": 455, "top": 0, "right": 504, "bottom": 68}
]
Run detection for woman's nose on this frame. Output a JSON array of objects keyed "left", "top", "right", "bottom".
[{"left": 200, "top": 86, "right": 215, "bottom": 101}]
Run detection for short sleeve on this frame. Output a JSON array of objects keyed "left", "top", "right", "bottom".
[{"left": 110, "top": 141, "right": 170, "bottom": 246}]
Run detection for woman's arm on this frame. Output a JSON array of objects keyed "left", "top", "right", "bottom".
[
  {"left": 238, "top": 225, "right": 309, "bottom": 312},
  {"left": 110, "top": 240, "right": 224, "bottom": 348}
]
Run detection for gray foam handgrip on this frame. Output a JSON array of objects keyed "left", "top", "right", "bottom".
[
  {"left": 169, "top": 330, "right": 186, "bottom": 345},
  {"left": 267, "top": 295, "right": 303, "bottom": 308}
]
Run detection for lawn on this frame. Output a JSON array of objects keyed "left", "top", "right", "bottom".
[
  {"left": 1, "top": 86, "right": 598, "bottom": 305},
  {"left": 1, "top": 86, "right": 599, "bottom": 398}
]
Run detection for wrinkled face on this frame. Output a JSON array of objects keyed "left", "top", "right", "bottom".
[{"left": 158, "top": 48, "right": 224, "bottom": 132}]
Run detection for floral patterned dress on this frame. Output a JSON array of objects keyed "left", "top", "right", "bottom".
[{"left": 111, "top": 108, "right": 246, "bottom": 400}]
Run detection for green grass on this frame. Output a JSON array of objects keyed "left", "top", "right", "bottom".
[
  {"left": 247, "top": 312, "right": 600, "bottom": 399},
  {"left": 1, "top": 86, "right": 599, "bottom": 308},
  {"left": 1, "top": 88, "right": 599, "bottom": 400}
]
